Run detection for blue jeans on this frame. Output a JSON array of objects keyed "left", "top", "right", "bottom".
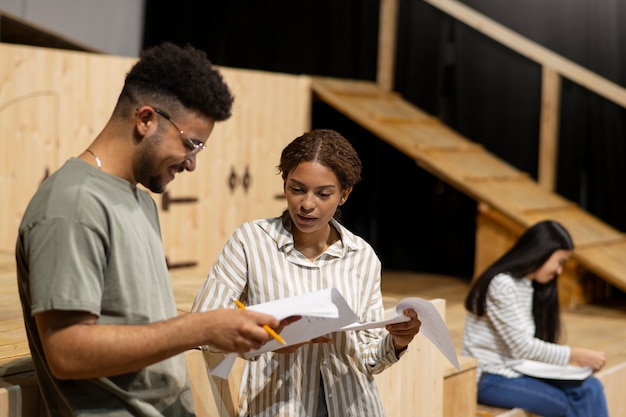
[{"left": 478, "top": 373, "right": 608, "bottom": 417}]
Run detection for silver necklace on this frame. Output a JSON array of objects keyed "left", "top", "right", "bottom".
[{"left": 86, "top": 149, "right": 102, "bottom": 169}]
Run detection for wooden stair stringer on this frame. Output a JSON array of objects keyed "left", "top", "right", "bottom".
[{"left": 311, "top": 76, "right": 626, "bottom": 296}]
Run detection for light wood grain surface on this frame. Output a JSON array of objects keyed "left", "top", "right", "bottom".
[
  {"left": 2, "top": 252, "right": 626, "bottom": 373},
  {"left": 310, "top": 76, "right": 626, "bottom": 303}
]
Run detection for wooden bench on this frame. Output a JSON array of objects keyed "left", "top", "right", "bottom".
[
  {"left": 476, "top": 405, "right": 537, "bottom": 417},
  {"left": 473, "top": 362, "right": 626, "bottom": 417},
  {"left": 0, "top": 359, "right": 44, "bottom": 417},
  {"left": 444, "top": 356, "right": 478, "bottom": 417},
  {"left": 0, "top": 246, "right": 453, "bottom": 417},
  {"left": 187, "top": 298, "right": 452, "bottom": 417}
]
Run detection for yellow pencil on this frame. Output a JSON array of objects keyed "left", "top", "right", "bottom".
[{"left": 234, "top": 299, "right": 286, "bottom": 345}]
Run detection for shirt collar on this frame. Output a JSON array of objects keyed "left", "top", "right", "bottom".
[{"left": 257, "top": 217, "right": 360, "bottom": 258}]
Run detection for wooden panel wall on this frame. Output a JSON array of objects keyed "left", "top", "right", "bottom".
[
  {"left": 159, "top": 67, "right": 311, "bottom": 273},
  {"left": 0, "top": 43, "right": 311, "bottom": 275},
  {"left": 0, "top": 43, "right": 133, "bottom": 253}
]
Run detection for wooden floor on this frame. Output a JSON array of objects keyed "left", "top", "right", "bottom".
[
  {"left": 169, "top": 267, "right": 626, "bottom": 372},
  {"left": 378, "top": 270, "right": 626, "bottom": 417},
  {"left": 3, "top": 252, "right": 626, "bottom": 417},
  {"left": 3, "top": 250, "right": 626, "bottom": 375},
  {"left": 378, "top": 270, "right": 626, "bottom": 371}
]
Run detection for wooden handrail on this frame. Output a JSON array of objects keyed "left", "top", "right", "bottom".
[
  {"left": 376, "top": 0, "right": 626, "bottom": 191},
  {"left": 377, "top": 0, "right": 399, "bottom": 92},
  {"left": 421, "top": 0, "right": 626, "bottom": 190},
  {"left": 538, "top": 67, "right": 561, "bottom": 191},
  {"left": 422, "top": 0, "right": 626, "bottom": 108}
]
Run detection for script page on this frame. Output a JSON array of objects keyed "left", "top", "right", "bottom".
[
  {"left": 210, "top": 287, "right": 358, "bottom": 378},
  {"left": 342, "top": 297, "right": 460, "bottom": 370}
]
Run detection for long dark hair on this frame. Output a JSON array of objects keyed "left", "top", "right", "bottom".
[{"left": 464, "top": 220, "right": 574, "bottom": 342}]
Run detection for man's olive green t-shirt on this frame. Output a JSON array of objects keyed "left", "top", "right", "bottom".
[{"left": 16, "top": 158, "right": 194, "bottom": 417}]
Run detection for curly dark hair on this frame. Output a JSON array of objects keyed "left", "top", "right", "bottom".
[
  {"left": 277, "top": 129, "right": 362, "bottom": 190},
  {"left": 117, "top": 42, "right": 233, "bottom": 121},
  {"left": 277, "top": 129, "right": 362, "bottom": 226}
]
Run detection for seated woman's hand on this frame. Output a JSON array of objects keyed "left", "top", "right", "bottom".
[{"left": 570, "top": 347, "right": 606, "bottom": 371}]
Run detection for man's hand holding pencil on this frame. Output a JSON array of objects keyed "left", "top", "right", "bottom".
[
  {"left": 231, "top": 299, "right": 301, "bottom": 352},
  {"left": 234, "top": 299, "right": 287, "bottom": 345}
]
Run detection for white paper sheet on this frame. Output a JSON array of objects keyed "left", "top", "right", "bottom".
[
  {"left": 512, "top": 359, "right": 592, "bottom": 380},
  {"left": 342, "top": 297, "right": 460, "bottom": 370},
  {"left": 209, "top": 289, "right": 460, "bottom": 378},
  {"left": 241, "top": 287, "right": 358, "bottom": 357},
  {"left": 210, "top": 288, "right": 358, "bottom": 378},
  {"left": 340, "top": 307, "right": 411, "bottom": 331}
]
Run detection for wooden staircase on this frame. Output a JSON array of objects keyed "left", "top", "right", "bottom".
[{"left": 311, "top": 76, "right": 626, "bottom": 309}]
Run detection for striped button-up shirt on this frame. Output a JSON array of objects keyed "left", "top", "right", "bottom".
[
  {"left": 461, "top": 273, "right": 570, "bottom": 380},
  {"left": 192, "top": 217, "right": 400, "bottom": 417}
]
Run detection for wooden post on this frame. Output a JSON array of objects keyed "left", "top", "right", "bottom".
[
  {"left": 377, "top": 0, "right": 398, "bottom": 92},
  {"left": 538, "top": 66, "right": 561, "bottom": 191}
]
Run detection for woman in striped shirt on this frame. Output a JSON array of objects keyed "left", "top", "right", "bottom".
[
  {"left": 462, "top": 220, "right": 608, "bottom": 417},
  {"left": 193, "top": 129, "right": 421, "bottom": 417}
]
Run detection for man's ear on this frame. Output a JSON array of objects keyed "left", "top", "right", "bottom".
[{"left": 134, "top": 106, "right": 157, "bottom": 140}]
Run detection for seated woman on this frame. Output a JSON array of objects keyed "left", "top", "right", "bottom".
[
  {"left": 462, "top": 220, "right": 608, "bottom": 417},
  {"left": 192, "top": 129, "right": 421, "bottom": 417}
]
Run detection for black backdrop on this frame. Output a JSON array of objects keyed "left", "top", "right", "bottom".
[{"left": 143, "top": 0, "right": 626, "bottom": 278}]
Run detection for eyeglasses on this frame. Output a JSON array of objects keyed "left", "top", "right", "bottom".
[{"left": 152, "top": 107, "right": 206, "bottom": 155}]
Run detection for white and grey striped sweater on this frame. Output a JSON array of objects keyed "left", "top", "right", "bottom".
[{"left": 461, "top": 273, "right": 570, "bottom": 380}]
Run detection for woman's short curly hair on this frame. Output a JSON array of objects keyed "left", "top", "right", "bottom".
[
  {"left": 278, "top": 129, "right": 362, "bottom": 191},
  {"left": 119, "top": 42, "right": 233, "bottom": 121}
]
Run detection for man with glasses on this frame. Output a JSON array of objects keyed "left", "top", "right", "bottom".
[{"left": 16, "top": 42, "right": 287, "bottom": 416}]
